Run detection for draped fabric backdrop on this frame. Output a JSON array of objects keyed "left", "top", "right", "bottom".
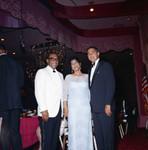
[{"left": 145, "top": 41, "right": 148, "bottom": 75}]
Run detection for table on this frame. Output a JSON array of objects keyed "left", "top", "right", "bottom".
[{"left": 20, "top": 117, "right": 39, "bottom": 149}]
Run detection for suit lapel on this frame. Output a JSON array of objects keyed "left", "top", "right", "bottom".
[{"left": 56, "top": 72, "right": 63, "bottom": 92}]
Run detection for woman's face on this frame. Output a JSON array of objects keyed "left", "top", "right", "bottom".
[{"left": 71, "top": 59, "right": 81, "bottom": 72}]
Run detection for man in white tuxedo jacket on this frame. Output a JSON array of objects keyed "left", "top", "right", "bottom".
[{"left": 35, "top": 53, "right": 63, "bottom": 150}]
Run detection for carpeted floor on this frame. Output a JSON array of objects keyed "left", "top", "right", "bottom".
[
  {"left": 117, "top": 128, "right": 148, "bottom": 150},
  {"left": 24, "top": 128, "right": 148, "bottom": 150}
]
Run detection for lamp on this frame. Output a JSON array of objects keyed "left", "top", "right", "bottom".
[{"left": 89, "top": 1, "right": 95, "bottom": 12}]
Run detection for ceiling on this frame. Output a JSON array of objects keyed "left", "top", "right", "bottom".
[
  {"left": 55, "top": 0, "right": 126, "bottom": 6},
  {"left": 55, "top": 0, "right": 136, "bottom": 30},
  {"left": 0, "top": 0, "right": 148, "bottom": 57},
  {"left": 45, "top": 0, "right": 148, "bottom": 37}
]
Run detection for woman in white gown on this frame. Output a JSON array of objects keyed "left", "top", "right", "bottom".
[{"left": 63, "top": 56, "right": 93, "bottom": 150}]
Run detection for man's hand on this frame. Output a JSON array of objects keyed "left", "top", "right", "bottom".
[
  {"left": 41, "top": 110, "right": 49, "bottom": 122},
  {"left": 105, "top": 105, "right": 112, "bottom": 116}
]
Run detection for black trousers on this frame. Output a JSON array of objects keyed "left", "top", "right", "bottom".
[
  {"left": 93, "top": 112, "right": 115, "bottom": 150},
  {"left": 39, "top": 109, "right": 61, "bottom": 150},
  {"left": 0, "top": 109, "right": 22, "bottom": 150}
]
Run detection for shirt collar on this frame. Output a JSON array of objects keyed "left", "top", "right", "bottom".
[
  {"left": 47, "top": 65, "right": 57, "bottom": 73},
  {"left": 93, "top": 58, "right": 100, "bottom": 67}
]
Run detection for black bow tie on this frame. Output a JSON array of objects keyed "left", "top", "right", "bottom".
[
  {"left": 91, "top": 62, "right": 95, "bottom": 68},
  {"left": 53, "top": 70, "right": 56, "bottom": 73}
]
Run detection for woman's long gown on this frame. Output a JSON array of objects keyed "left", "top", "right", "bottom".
[{"left": 64, "top": 74, "right": 93, "bottom": 150}]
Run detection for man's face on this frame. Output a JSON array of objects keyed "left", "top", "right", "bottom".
[
  {"left": 87, "top": 48, "right": 99, "bottom": 63},
  {"left": 46, "top": 53, "right": 59, "bottom": 69}
]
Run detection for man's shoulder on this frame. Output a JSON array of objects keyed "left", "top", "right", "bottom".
[
  {"left": 0, "top": 55, "right": 10, "bottom": 61},
  {"left": 35, "top": 67, "right": 48, "bottom": 80},
  {"left": 57, "top": 71, "right": 63, "bottom": 78},
  {"left": 0, "top": 55, "right": 6, "bottom": 62},
  {"left": 36, "top": 67, "right": 47, "bottom": 74},
  {"left": 100, "top": 60, "right": 112, "bottom": 67},
  {"left": 100, "top": 59, "right": 108, "bottom": 64},
  {"left": 0, "top": 55, "right": 21, "bottom": 66},
  {"left": 100, "top": 60, "right": 114, "bottom": 73}
]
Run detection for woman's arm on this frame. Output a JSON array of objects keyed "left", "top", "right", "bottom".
[{"left": 63, "top": 101, "right": 68, "bottom": 117}]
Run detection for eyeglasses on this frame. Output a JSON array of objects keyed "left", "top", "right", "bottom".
[{"left": 48, "top": 57, "right": 59, "bottom": 61}]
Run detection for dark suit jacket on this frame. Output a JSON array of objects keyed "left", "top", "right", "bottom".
[
  {"left": 0, "top": 55, "right": 24, "bottom": 111},
  {"left": 89, "top": 60, "right": 115, "bottom": 113}
]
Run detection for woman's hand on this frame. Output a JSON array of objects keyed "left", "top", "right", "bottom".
[
  {"left": 64, "top": 107, "right": 68, "bottom": 118},
  {"left": 63, "top": 101, "right": 68, "bottom": 118}
]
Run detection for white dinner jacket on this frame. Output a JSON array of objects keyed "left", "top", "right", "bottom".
[{"left": 35, "top": 65, "right": 63, "bottom": 117}]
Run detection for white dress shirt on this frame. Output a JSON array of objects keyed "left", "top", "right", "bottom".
[{"left": 90, "top": 58, "right": 100, "bottom": 85}]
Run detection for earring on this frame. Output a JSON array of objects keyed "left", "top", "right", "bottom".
[{"left": 71, "top": 70, "right": 74, "bottom": 73}]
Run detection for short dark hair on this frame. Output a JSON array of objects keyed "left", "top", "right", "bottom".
[
  {"left": 0, "top": 43, "right": 5, "bottom": 50},
  {"left": 47, "top": 52, "right": 58, "bottom": 59},
  {"left": 68, "top": 56, "right": 81, "bottom": 72},
  {"left": 87, "top": 46, "right": 98, "bottom": 52},
  {"left": 69, "top": 56, "right": 81, "bottom": 64}
]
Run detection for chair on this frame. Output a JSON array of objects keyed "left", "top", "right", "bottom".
[
  {"left": 122, "top": 116, "right": 128, "bottom": 135},
  {"left": 118, "top": 123, "right": 124, "bottom": 139},
  {"left": 36, "top": 126, "right": 41, "bottom": 150},
  {"left": 93, "top": 136, "right": 98, "bottom": 150},
  {"left": 59, "top": 117, "right": 68, "bottom": 150},
  {"left": 62, "top": 128, "right": 68, "bottom": 150},
  {"left": 92, "top": 119, "right": 98, "bottom": 150},
  {"left": 117, "top": 112, "right": 128, "bottom": 139}
]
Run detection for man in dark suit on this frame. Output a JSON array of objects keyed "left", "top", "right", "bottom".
[
  {"left": 87, "top": 46, "right": 115, "bottom": 150},
  {"left": 0, "top": 44, "right": 24, "bottom": 150}
]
